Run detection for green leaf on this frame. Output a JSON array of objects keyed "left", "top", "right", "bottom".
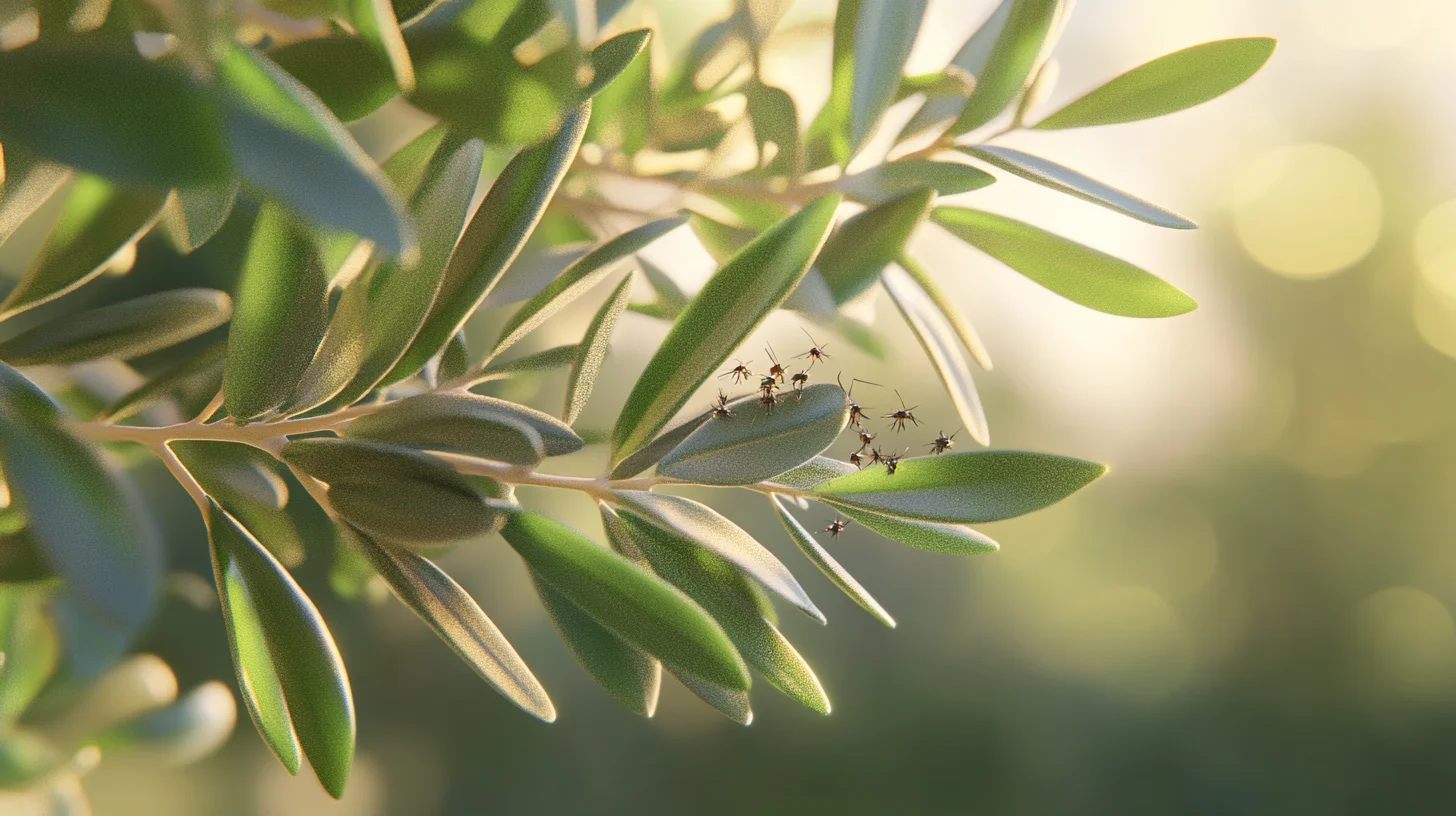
[
  {"left": 564, "top": 275, "right": 632, "bottom": 426},
  {"left": 583, "top": 28, "right": 652, "bottom": 98},
  {"left": 0, "top": 175, "right": 168, "bottom": 319},
  {"left": 97, "top": 342, "right": 225, "bottom": 424},
  {"left": 611, "top": 194, "right": 841, "bottom": 465},
  {"left": 687, "top": 211, "right": 756, "bottom": 265},
  {"left": 281, "top": 438, "right": 504, "bottom": 545},
  {"left": 1034, "top": 38, "right": 1277, "bottom": 130},
  {"left": 345, "top": 393, "right": 546, "bottom": 466},
  {"left": 817, "top": 189, "right": 933, "bottom": 304},
  {"left": 172, "top": 441, "right": 305, "bottom": 568},
  {"left": 0, "top": 44, "right": 232, "bottom": 187},
  {"left": 391, "top": 104, "right": 589, "bottom": 383},
  {"left": 950, "top": 0, "right": 1059, "bottom": 135},
  {"left": 803, "top": 0, "right": 859, "bottom": 168},
  {"left": 0, "top": 364, "right": 162, "bottom": 674},
  {"left": 0, "top": 289, "right": 231, "bottom": 366},
  {"left": 897, "top": 254, "right": 992, "bottom": 371},
  {"left": 585, "top": 28, "right": 652, "bottom": 156},
  {"left": 533, "top": 573, "right": 658, "bottom": 716},
  {"left": 846, "top": 158, "right": 995, "bottom": 206},
  {"left": 347, "top": 0, "right": 415, "bottom": 94},
  {"left": 882, "top": 265, "right": 989, "bottom": 445},
  {"left": 607, "top": 411, "right": 713, "bottom": 481},
  {"left": 932, "top": 207, "right": 1197, "bottom": 317},
  {"left": 616, "top": 511, "right": 830, "bottom": 714},
  {"left": 962, "top": 145, "right": 1195, "bottom": 228},
  {"left": 773, "top": 455, "right": 857, "bottom": 490},
  {"left": 673, "top": 670, "right": 752, "bottom": 724},
  {"left": 0, "top": 729, "right": 65, "bottom": 789},
  {"left": 205, "top": 501, "right": 354, "bottom": 798},
  {"left": 490, "top": 214, "right": 684, "bottom": 359},
  {"left": 0, "top": 150, "right": 69, "bottom": 248},
  {"left": 225, "top": 205, "right": 330, "bottom": 421},
  {"left": 745, "top": 81, "right": 800, "bottom": 177},
  {"left": 314, "top": 139, "right": 484, "bottom": 411},
  {"left": 611, "top": 491, "right": 823, "bottom": 622},
  {"left": 283, "top": 277, "right": 370, "bottom": 417},
  {"left": 823, "top": 501, "right": 999, "bottom": 555},
  {"left": 657, "top": 384, "right": 849, "bottom": 486},
  {"left": 347, "top": 528, "right": 557, "bottom": 721},
  {"left": 372, "top": 391, "right": 583, "bottom": 458},
  {"left": 468, "top": 344, "right": 578, "bottom": 386},
  {"left": 769, "top": 496, "right": 894, "bottom": 627},
  {"left": 848, "top": 0, "right": 927, "bottom": 156},
  {"left": 163, "top": 181, "right": 240, "bottom": 253},
  {"left": 0, "top": 588, "right": 59, "bottom": 723},
  {"left": 499, "top": 511, "right": 749, "bottom": 691},
  {"left": 636, "top": 257, "right": 688, "bottom": 316},
  {"left": 898, "top": 0, "right": 1011, "bottom": 139},
  {"left": 219, "top": 45, "right": 416, "bottom": 259},
  {"left": 438, "top": 331, "right": 471, "bottom": 385},
  {"left": 271, "top": 37, "right": 396, "bottom": 123},
  {"left": 811, "top": 449, "right": 1105, "bottom": 523}
]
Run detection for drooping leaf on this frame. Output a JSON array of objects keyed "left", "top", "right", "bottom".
[
  {"left": 962, "top": 145, "right": 1195, "bottom": 228},
  {"left": 204, "top": 501, "right": 354, "bottom": 798},
  {"left": 499, "top": 511, "right": 749, "bottom": 691},
  {"left": 811, "top": 449, "right": 1105, "bottom": 523},
  {"left": 0, "top": 150, "right": 69, "bottom": 248},
  {"left": 950, "top": 0, "right": 1059, "bottom": 135},
  {"left": 817, "top": 188, "right": 933, "bottom": 304},
  {"left": 0, "top": 364, "right": 162, "bottom": 678},
  {"left": 224, "top": 205, "right": 330, "bottom": 422},
  {"left": 97, "top": 342, "right": 226, "bottom": 423},
  {"left": 348, "top": 0, "right": 415, "bottom": 93},
  {"left": 163, "top": 181, "right": 240, "bottom": 253},
  {"left": 611, "top": 194, "right": 840, "bottom": 465},
  {"left": 616, "top": 511, "right": 830, "bottom": 714},
  {"left": 607, "top": 410, "right": 714, "bottom": 481},
  {"left": 0, "top": 175, "right": 168, "bottom": 319},
  {"left": 896, "top": 254, "right": 992, "bottom": 371},
  {"left": 657, "top": 384, "right": 849, "bottom": 486},
  {"left": 898, "top": 0, "right": 1012, "bottom": 140},
  {"left": 391, "top": 104, "right": 589, "bottom": 382},
  {"left": 218, "top": 45, "right": 415, "bottom": 259},
  {"left": 845, "top": 158, "right": 995, "bottom": 206},
  {"left": 932, "top": 207, "right": 1197, "bottom": 317},
  {"left": 611, "top": 491, "right": 823, "bottom": 622},
  {"left": 769, "top": 495, "right": 894, "bottom": 627},
  {"left": 823, "top": 501, "right": 999, "bottom": 555},
  {"left": 1034, "top": 38, "right": 1277, "bottom": 130},
  {"left": 533, "top": 573, "right": 659, "bottom": 716},
  {"left": 882, "top": 265, "right": 989, "bottom": 446},
  {"left": 0, "top": 44, "right": 232, "bottom": 187},
  {"left": 0, "top": 289, "right": 231, "bottom": 366},
  {"left": 490, "top": 214, "right": 684, "bottom": 359},
  {"left": 564, "top": 275, "right": 632, "bottom": 426},
  {"left": 848, "top": 0, "right": 927, "bottom": 157},
  {"left": 345, "top": 393, "right": 546, "bottom": 466},
  {"left": 347, "top": 528, "right": 556, "bottom": 721}
]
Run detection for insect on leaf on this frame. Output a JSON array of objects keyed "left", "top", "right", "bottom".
[
  {"left": 769, "top": 495, "right": 894, "bottom": 627},
  {"left": 822, "top": 501, "right": 1000, "bottom": 555}
]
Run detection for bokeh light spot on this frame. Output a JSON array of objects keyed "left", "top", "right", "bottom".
[
  {"left": 1302, "top": 0, "right": 1434, "bottom": 51},
  {"left": 1351, "top": 587, "right": 1456, "bottom": 704},
  {"left": 1231, "top": 143, "right": 1382, "bottom": 280}
]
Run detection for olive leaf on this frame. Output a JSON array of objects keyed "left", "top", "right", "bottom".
[
  {"left": 345, "top": 393, "right": 547, "bottom": 466},
  {"left": 499, "top": 511, "right": 749, "bottom": 691},
  {"left": 611, "top": 194, "right": 841, "bottom": 465},
  {"left": 745, "top": 81, "right": 800, "bottom": 177},
  {"left": 772, "top": 455, "right": 857, "bottom": 491},
  {"left": 438, "top": 331, "right": 471, "bottom": 385},
  {"left": 812, "top": 449, "right": 1105, "bottom": 524},
  {"left": 0, "top": 589, "right": 59, "bottom": 724},
  {"left": 1034, "top": 37, "right": 1277, "bottom": 130},
  {"left": 171, "top": 441, "right": 306, "bottom": 569},
  {"left": 803, "top": 0, "right": 859, "bottom": 168},
  {"left": 346, "top": 0, "right": 415, "bottom": 94},
  {"left": 769, "top": 496, "right": 894, "bottom": 628},
  {"left": 897, "top": 254, "right": 992, "bottom": 371},
  {"left": 0, "top": 289, "right": 231, "bottom": 366},
  {"left": 817, "top": 189, "right": 933, "bottom": 304},
  {"left": 0, "top": 175, "right": 168, "bottom": 319},
  {"left": 962, "top": 145, "right": 1196, "bottom": 229},
  {"left": 657, "top": 384, "right": 849, "bottom": 486},
  {"left": 564, "top": 275, "right": 632, "bottom": 426},
  {"left": 346, "top": 527, "right": 557, "bottom": 722},
  {"left": 468, "top": 344, "right": 579, "bottom": 386},
  {"left": 882, "top": 265, "right": 989, "bottom": 446},
  {"left": 582, "top": 28, "right": 653, "bottom": 98},
  {"left": 932, "top": 207, "right": 1197, "bottom": 318},
  {"left": 611, "top": 491, "right": 824, "bottom": 622},
  {"left": 822, "top": 501, "right": 1000, "bottom": 555},
  {"left": 532, "top": 574, "right": 659, "bottom": 717},
  {"left": 272, "top": 37, "right": 397, "bottom": 124},
  {"left": 607, "top": 410, "right": 714, "bottom": 481},
  {"left": 898, "top": 0, "right": 1012, "bottom": 140},
  {"left": 204, "top": 501, "right": 354, "bottom": 799},
  {"left": 845, "top": 159, "right": 995, "bottom": 206},
  {"left": 0, "top": 150, "right": 69, "bottom": 248},
  {"left": 950, "top": 0, "right": 1060, "bottom": 135},
  {"left": 163, "top": 181, "right": 239, "bottom": 254},
  {"left": 97, "top": 343, "right": 225, "bottom": 424},
  {"left": 848, "top": 0, "right": 927, "bottom": 157}
]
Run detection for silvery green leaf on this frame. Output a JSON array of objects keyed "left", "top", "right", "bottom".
[
  {"left": 897, "top": 0, "right": 1012, "bottom": 140},
  {"left": 607, "top": 410, "right": 714, "bottom": 481},
  {"left": 845, "top": 159, "right": 995, "bottom": 206},
  {"left": 163, "top": 181, "right": 239, "bottom": 253},
  {"left": 932, "top": 207, "right": 1197, "bottom": 317},
  {"left": 0, "top": 289, "right": 231, "bottom": 366},
  {"left": 882, "top": 264, "right": 989, "bottom": 445},
  {"left": 346, "top": 528, "right": 557, "bottom": 721},
  {"left": 673, "top": 669, "right": 752, "bottom": 724},
  {"left": 817, "top": 189, "right": 933, "bottom": 304},
  {"left": 822, "top": 501, "right": 999, "bottom": 555},
  {"left": 950, "top": 0, "right": 1060, "bottom": 134},
  {"left": 583, "top": 28, "right": 652, "bottom": 98},
  {"left": 97, "top": 342, "right": 225, "bottom": 424},
  {"left": 490, "top": 214, "right": 684, "bottom": 359},
  {"left": 616, "top": 511, "right": 829, "bottom": 714},
  {"left": 657, "top": 383, "right": 849, "bottom": 486},
  {"left": 0, "top": 175, "right": 167, "bottom": 320},
  {"left": 963, "top": 145, "right": 1195, "bottom": 229},
  {"left": 469, "top": 344, "right": 578, "bottom": 386},
  {"left": 204, "top": 501, "right": 354, "bottom": 798},
  {"left": 771, "top": 456, "right": 857, "bottom": 491},
  {"left": 1034, "top": 38, "right": 1277, "bottom": 130},
  {"left": 282, "top": 274, "right": 370, "bottom": 417},
  {"left": 611, "top": 194, "right": 840, "bottom": 466},
  {"left": 897, "top": 254, "right": 992, "bottom": 371},
  {"left": 391, "top": 104, "right": 589, "bottom": 383},
  {"left": 438, "top": 331, "right": 471, "bottom": 385},
  {"left": 532, "top": 572, "right": 659, "bottom": 717},
  {"left": 484, "top": 245, "right": 591, "bottom": 308},
  {"left": 500, "top": 511, "right": 749, "bottom": 691},
  {"left": 848, "top": 0, "right": 926, "bottom": 157},
  {"left": 564, "top": 275, "right": 632, "bottom": 426},
  {"left": 345, "top": 392, "right": 546, "bottom": 466},
  {"left": 171, "top": 441, "right": 306, "bottom": 568},
  {"left": 0, "top": 150, "right": 68, "bottom": 248},
  {"left": 611, "top": 491, "right": 824, "bottom": 623},
  {"left": 381, "top": 392, "right": 583, "bottom": 457},
  {"left": 811, "top": 449, "right": 1105, "bottom": 524},
  {"left": 769, "top": 495, "right": 894, "bottom": 627}
]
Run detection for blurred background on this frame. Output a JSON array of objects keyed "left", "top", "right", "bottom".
[{"left": 12, "top": 0, "right": 1456, "bottom": 812}]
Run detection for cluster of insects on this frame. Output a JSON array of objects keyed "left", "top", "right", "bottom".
[{"left": 715, "top": 328, "right": 832, "bottom": 416}]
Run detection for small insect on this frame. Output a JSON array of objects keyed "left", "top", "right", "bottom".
[
  {"left": 928, "top": 428, "right": 961, "bottom": 455},
  {"left": 822, "top": 519, "right": 849, "bottom": 538},
  {"left": 795, "top": 327, "right": 831, "bottom": 368},
  {"left": 866, "top": 447, "right": 884, "bottom": 466},
  {"left": 837, "top": 374, "right": 880, "bottom": 428},
  {"left": 765, "top": 344, "right": 786, "bottom": 384},
  {"left": 882, "top": 390, "right": 920, "bottom": 431},
  {"left": 855, "top": 430, "right": 876, "bottom": 451},
  {"left": 849, "top": 450, "right": 864, "bottom": 469},
  {"left": 710, "top": 390, "right": 735, "bottom": 419},
  {"left": 720, "top": 359, "right": 753, "bottom": 384},
  {"left": 882, "top": 449, "right": 905, "bottom": 475},
  {"left": 791, "top": 370, "right": 809, "bottom": 396},
  {"left": 757, "top": 390, "right": 781, "bottom": 413}
]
